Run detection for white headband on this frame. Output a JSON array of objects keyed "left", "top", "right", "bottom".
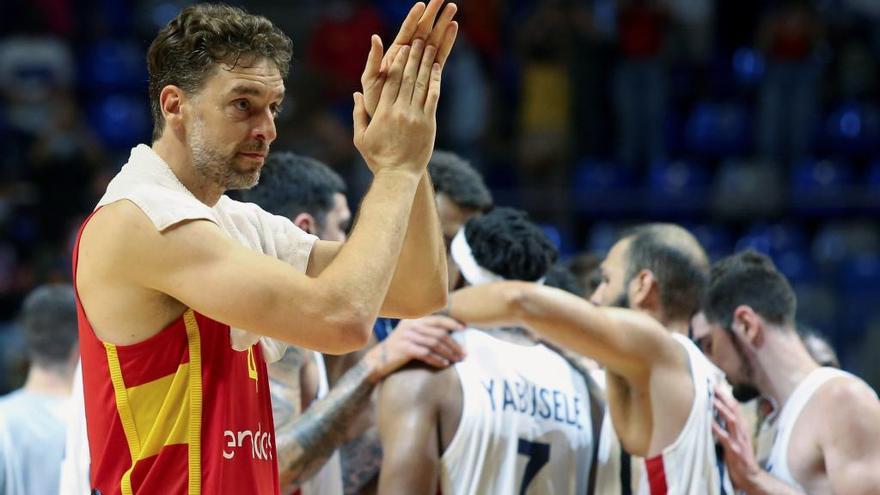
[{"left": 450, "top": 228, "right": 545, "bottom": 286}]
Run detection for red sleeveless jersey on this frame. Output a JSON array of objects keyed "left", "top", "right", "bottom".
[{"left": 73, "top": 212, "right": 280, "bottom": 495}]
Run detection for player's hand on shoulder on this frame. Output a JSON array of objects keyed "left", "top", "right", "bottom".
[{"left": 365, "top": 315, "right": 466, "bottom": 381}]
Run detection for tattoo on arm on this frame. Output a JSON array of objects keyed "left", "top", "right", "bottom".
[
  {"left": 340, "top": 426, "right": 383, "bottom": 495},
  {"left": 275, "top": 360, "right": 377, "bottom": 485}
]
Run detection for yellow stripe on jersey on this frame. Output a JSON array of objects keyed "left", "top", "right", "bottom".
[
  {"left": 184, "top": 309, "right": 203, "bottom": 495},
  {"left": 105, "top": 343, "right": 141, "bottom": 495}
]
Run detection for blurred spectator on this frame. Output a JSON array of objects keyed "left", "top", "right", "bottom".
[
  {"left": 307, "top": 0, "right": 387, "bottom": 107},
  {"left": 798, "top": 325, "right": 841, "bottom": 368},
  {"left": 756, "top": 0, "right": 824, "bottom": 165},
  {"left": 516, "top": 0, "right": 573, "bottom": 221},
  {"left": 613, "top": 0, "right": 669, "bottom": 169},
  {"left": 0, "top": 284, "right": 78, "bottom": 495}
]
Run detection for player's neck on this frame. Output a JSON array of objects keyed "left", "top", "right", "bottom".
[
  {"left": 152, "top": 137, "right": 225, "bottom": 206},
  {"left": 756, "top": 332, "right": 820, "bottom": 407},
  {"left": 24, "top": 364, "right": 73, "bottom": 397}
]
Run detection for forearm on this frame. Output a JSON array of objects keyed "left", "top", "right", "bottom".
[
  {"left": 317, "top": 169, "right": 421, "bottom": 328},
  {"left": 340, "top": 427, "right": 383, "bottom": 495},
  {"left": 740, "top": 470, "right": 805, "bottom": 495},
  {"left": 382, "top": 171, "right": 448, "bottom": 317},
  {"left": 275, "top": 360, "right": 380, "bottom": 486}
]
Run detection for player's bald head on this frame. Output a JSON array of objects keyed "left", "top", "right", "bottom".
[{"left": 619, "top": 223, "right": 710, "bottom": 322}]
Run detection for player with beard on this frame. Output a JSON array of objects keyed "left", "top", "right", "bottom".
[
  {"left": 446, "top": 223, "right": 735, "bottom": 494},
  {"left": 71, "top": 2, "right": 459, "bottom": 493},
  {"left": 692, "top": 251, "right": 880, "bottom": 494}
]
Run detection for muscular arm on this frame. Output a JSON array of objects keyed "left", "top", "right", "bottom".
[
  {"left": 377, "top": 366, "right": 442, "bottom": 495},
  {"left": 819, "top": 379, "right": 880, "bottom": 495},
  {"left": 275, "top": 359, "right": 378, "bottom": 487},
  {"left": 307, "top": 173, "right": 448, "bottom": 319},
  {"left": 448, "top": 282, "right": 681, "bottom": 379}
]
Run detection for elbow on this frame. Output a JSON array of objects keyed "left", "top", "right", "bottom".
[
  {"left": 325, "top": 306, "right": 374, "bottom": 354},
  {"left": 390, "top": 287, "right": 448, "bottom": 320}
]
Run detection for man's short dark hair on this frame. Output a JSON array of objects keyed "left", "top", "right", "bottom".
[
  {"left": 428, "top": 151, "right": 493, "bottom": 211},
  {"left": 18, "top": 284, "right": 77, "bottom": 367},
  {"left": 703, "top": 250, "right": 797, "bottom": 330},
  {"left": 544, "top": 263, "right": 584, "bottom": 296},
  {"left": 464, "top": 207, "right": 557, "bottom": 282},
  {"left": 148, "top": 4, "right": 293, "bottom": 140},
  {"left": 239, "top": 151, "right": 346, "bottom": 226},
  {"left": 566, "top": 253, "right": 603, "bottom": 297},
  {"left": 623, "top": 224, "right": 710, "bottom": 321}
]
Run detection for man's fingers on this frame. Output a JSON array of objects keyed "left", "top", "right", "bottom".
[
  {"left": 421, "top": 315, "right": 465, "bottom": 332},
  {"left": 391, "top": 2, "right": 427, "bottom": 46},
  {"left": 378, "top": 45, "right": 410, "bottom": 109},
  {"left": 397, "top": 38, "right": 425, "bottom": 105},
  {"left": 352, "top": 92, "right": 368, "bottom": 139},
  {"left": 424, "top": 62, "right": 442, "bottom": 115},
  {"left": 411, "top": 344, "right": 450, "bottom": 368},
  {"left": 411, "top": 43, "right": 437, "bottom": 106},
  {"left": 712, "top": 421, "right": 732, "bottom": 447},
  {"left": 435, "top": 21, "right": 459, "bottom": 69},
  {"left": 362, "top": 34, "right": 384, "bottom": 82},
  {"left": 427, "top": 3, "right": 457, "bottom": 52},
  {"left": 409, "top": 332, "right": 462, "bottom": 362},
  {"left": 415, "top": 0, "right": 445, "bottom": 39}
]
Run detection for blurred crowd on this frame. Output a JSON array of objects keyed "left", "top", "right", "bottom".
[{"left": 1, "top": 0, "right": 880, "bottom": 392}]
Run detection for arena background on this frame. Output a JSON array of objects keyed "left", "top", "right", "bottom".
[{"left": 0, "top": 0, "right": 878, "bottom": 391}]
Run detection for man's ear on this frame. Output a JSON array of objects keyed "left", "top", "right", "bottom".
[
  {"left": 631, "top": 269, "right": 660, "bottom": 311},
  {"left": 159, "top": 85, "right": 186, "bottom": 134},
  {"left": 733, "top": 305, "right": 764, "bottom": 348},
  {"left": 293, "top": 213, "right": 317, "bottom": 235}
]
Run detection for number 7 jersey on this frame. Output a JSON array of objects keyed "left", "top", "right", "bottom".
[{"left": 440, "top": 329, "right": 594, "bottom": 495}]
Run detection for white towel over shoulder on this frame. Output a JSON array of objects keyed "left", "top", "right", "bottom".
[{"left": 95, "top": 144, "right": 318, "bottom": 361}]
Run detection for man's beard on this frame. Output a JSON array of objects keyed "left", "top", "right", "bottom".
[
  {"left": 731, "top": 383, "right": 761, "bottom": 402},
  {"left": 729, "top": 332, "right": 761, "bottom": 402},
  {"left": 190, "top": 118, "right": 263, "bottom": 191}
]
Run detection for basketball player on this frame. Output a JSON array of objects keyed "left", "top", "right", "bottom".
[
  {"left": 72, "top": 2, "right": 458, "bottom": 493},
  {"left": 692, "top": 250, "right": 880, "bottom": 494},
  {"left": 447, "top": 224, "right": 735, "bottom": 494},
  {"left": 240, "top": 151, "right": 465, "bottom": 495},
  {"left": 378, "top": 208, "right": 600, "bottom": 494}
]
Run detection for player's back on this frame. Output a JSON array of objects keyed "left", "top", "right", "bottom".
[{"left": 440, "top": 329, "right": 593, "bottom": 495}]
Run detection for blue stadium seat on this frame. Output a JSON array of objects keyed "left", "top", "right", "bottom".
[
  {"left": 838, "top": 255, "right": 880, "bottom": 339},
  {"left": 790, "top": 158, "right": 855, "bottom": 215},
  {"left": 687, "top": 224, "right": 732, "bottom": 261},
  {"left": 647, "top": 159, "right": 711, "bottom": 203},
  {"left": 87, "top": 94, "right": 152, "bottom": 150},
  {"left": 586, "top": 222, "right": 622, "bottom": 255},
  {"left": 571, "top": 159, "right": 639, "bottom": 215},
  {"left": 823, "top": 102, "right": 880, "bottom": 156},
  {"left": 732, "top": 47, "right": 765, "bottom": 87},
  {"left": 79, "top": 40, "right": 148, "bottom": 91},
  {"left": 684, "top": 102, "right": 751, "bottom": 157},
  {"left": 736, "top": 223, "right": 806, "bottom": 256}
]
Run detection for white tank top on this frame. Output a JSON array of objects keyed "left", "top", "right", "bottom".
[
  {"left": 640, "top": 333, "right": 734, "bottom": 495},
  {"left": 440, "top": 329, "right": 594, "bottom": 495},
  {"left": 763, "top": 367, "right": 869, "bottom": 491},
  {"left": 300, "top": 352, "right": 344, "bottom": 495}
]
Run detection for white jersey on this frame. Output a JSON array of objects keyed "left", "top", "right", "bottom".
[
  {"left": 763, "top": 367, "right": 874, "bottom": 491},
  {"left": 440, "top": 330, "right": 594, "bottom": 495},
  {"left": 639, "top": 333, "right": 734, "bottom": 495},
  {"left": 300, "top": 352, "right": 343, "bottom": 495}
]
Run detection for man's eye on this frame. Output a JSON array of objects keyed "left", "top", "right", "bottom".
[{"left": 234, "top": 100, "right": 250, "bottom": 111}]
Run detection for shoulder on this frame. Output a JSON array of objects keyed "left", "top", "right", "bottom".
[
  {"left": 380, "top": 362, "right": 457, "bottom": 408},
  {"left": 812, "top": 373, "right": 880, "bottom": 443}
]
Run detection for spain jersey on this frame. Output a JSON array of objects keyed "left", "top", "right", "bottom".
[{"left": 73, "top": 217, "right": 280, "bottom": 495}]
